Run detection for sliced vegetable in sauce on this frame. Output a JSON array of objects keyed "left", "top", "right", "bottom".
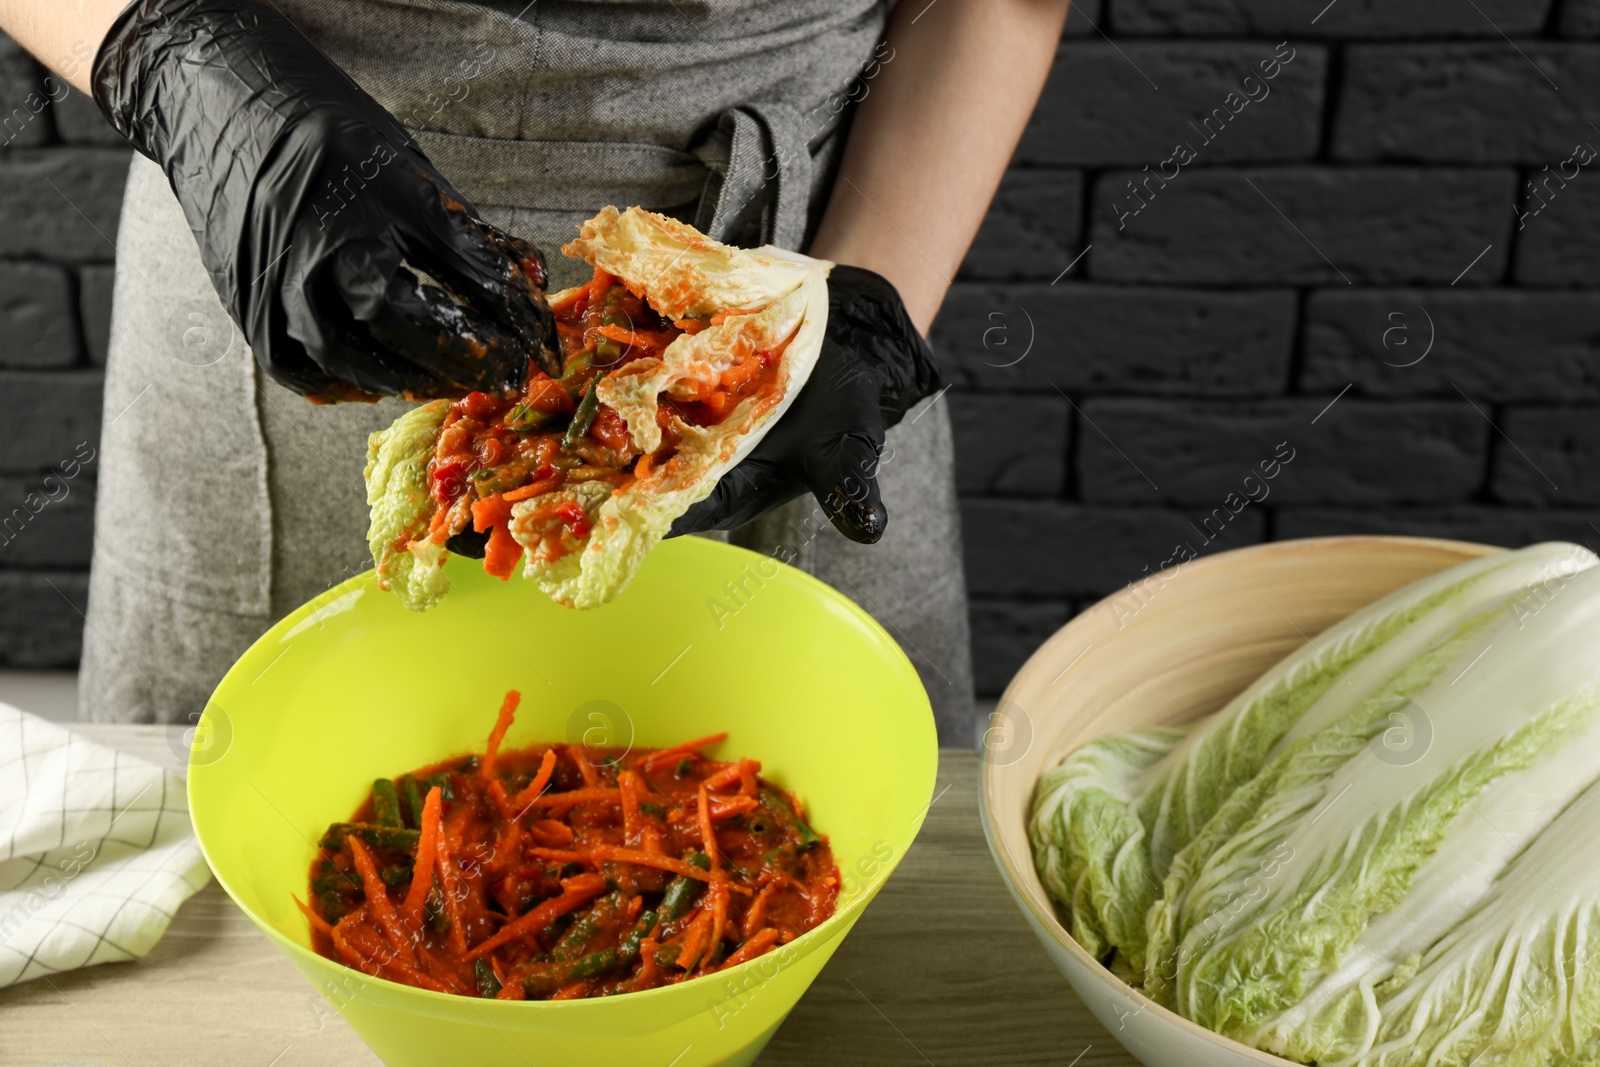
[{"left": 301, "top": 690, "right": 838, "bottom": 1000}]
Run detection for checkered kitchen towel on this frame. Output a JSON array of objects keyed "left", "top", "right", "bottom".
[{"left": 0, "top": 702, "right": 211, "bottom": 987}]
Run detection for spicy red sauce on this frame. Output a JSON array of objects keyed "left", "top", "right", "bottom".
[
  {"left": 413, "top": 268, "right": 785, "bottom": 576},
  {"left": 302, "top": 691, "right": 838, "bottom": 1001}
]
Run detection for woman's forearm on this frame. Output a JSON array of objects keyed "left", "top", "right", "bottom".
[
  {"left": 809, "top": 0, "right": 1071, "bottom": 334},
  {"left": 0, "top": 0, "right": 133, "bottom": 94}
]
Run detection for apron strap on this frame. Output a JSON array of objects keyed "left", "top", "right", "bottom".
[{"left": 692, "top": 102, "right": 814, "bottom": 250}]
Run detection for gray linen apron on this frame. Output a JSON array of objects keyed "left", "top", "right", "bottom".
[{"left": 81, "top": 0, "right": 975, "bottom": 741}]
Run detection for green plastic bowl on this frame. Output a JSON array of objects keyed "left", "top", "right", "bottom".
[{"left": 187, "top": 536, "right": 936, "bottom": 1067}]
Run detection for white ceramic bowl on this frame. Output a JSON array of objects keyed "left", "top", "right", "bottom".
[{"left": 978, "top": 536, "right": 1497, "bottom": 1067}]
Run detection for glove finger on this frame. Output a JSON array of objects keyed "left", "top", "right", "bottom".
[
  {"left": 309, "top": 319, "right": 438, "bottom": 398},
  {"left": 354, "top": 263, "right": 531, "bottom": 398},
  {"left": 445, "top": 527, "right": 489, "bottom": 559},
  {"left": 408, "top": 188, "right": 562, "bottom": 378},
  {"left": 251, "top": 316, "right": 390, "bottom": 401},
  {"left": 668, "top": 455, "right": 800, "bottom": 537},
  {"left": 800, "top": 419, "right": 890, "bottom": 545}
]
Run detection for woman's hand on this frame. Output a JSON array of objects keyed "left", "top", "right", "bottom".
[
  {"left": 93, "top": 0, "right": 559, "bottom": 400},
  {"left": 670, "top": 266, "right": 941, "bottom": 543}
]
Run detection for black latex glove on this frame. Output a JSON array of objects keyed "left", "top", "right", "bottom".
[
  {"left": 670, "top": 265, "right": 942, "bottom": 544},
  {"left": 93, "top": 0, "right": 559, "bottom": 401}
]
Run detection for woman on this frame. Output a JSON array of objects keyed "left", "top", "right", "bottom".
[{"left": 1, "top": 0, "right": 1070, "bottom": 742}]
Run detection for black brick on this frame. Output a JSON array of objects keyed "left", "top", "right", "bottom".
[
  {"left": 961, "top": 500, "right": 1265, "bottom": 598},
  {"left": 949, "top": 392, "right": 1071, "bottom": 497},
  {"left": 931, "top": 283, "right": 1293, "bottom": 395},
  {"left": 1064, "top": 0, "right": 1105, "bottom": 37},
  {"left": 0, "top": 371, "right": 104, "bottom": 473},
  {"left": 1088, "top": 167, "right": 1516, "bottom": 285},
  {"left": 0, "top": 570, "right": 87, "bottom": 668},
  {"left": 0, "top": 149, "right": 132, "bottom": 261},
  {"left": 78, "top": 265, "right": 114, "bottom": 367},
  {"left": 1561, "top": 0, "right": 1600, "bottom": 36},
  {"left": 0, "top": 35, "right": 55, "bottom": 149},
  {"left": 0, "top": 474, "right": 95, "bottom": 568},
  {"left": 49, "top": 86, "right": 124, "bottom": 146},
  {"left": 1277, "top": 506, "right": 1600, "bottom": 550},
  {"left": 1018, "top": 41, "right": 1326, "bottom": 166},
  {"left": 1334, "top": 45, "right": 1600, "bottom": 163},
  {"left": 1303, "top": 290, "right": 1600, "bottom": 401},
  {"left": 1490, "top": 406, "right": 1600, "bottom": 505},
  {"left": 1110, "top": 0, "right": 1551, "bottom": 37},
  {"left": 969, "top": 598, "right": 1074, "bottom": 696},
  {"left": 0, "top": 262, "right": 79, "bottom": 367},
  {"left": 1513, "top": 176, "right": 1600, "bottom": 284},
  {"left": 959, "top": 169, "right": 1084, "bottom": 281},
  {"left": 1075, "top": 399, "right": 1487, "bottom": 504}
]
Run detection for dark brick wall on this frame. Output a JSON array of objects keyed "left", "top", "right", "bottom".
[
  {"left": 2, "top": 8, "right": 1596, "bottom": 701},
  {"left": 0, "top": 36, "right": 122, "bottom": 669},
  {"left": 944, "top": 1, "right": 1600, "bottom": 696}
]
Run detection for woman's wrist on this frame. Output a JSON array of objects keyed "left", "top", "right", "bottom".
[
  {"left": 0, "top": 0, "right": 135, "bottom": 95},
  {"left": 808, "top": 221, "right": 948, "bottom": 338}
]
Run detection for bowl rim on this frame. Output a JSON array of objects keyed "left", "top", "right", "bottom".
[
  {"left": 977, "top": 534, "right": 1502, "bottom": 1064},
  {"left": 187, "top": 536, "right": 939, "bottom": 1015}
]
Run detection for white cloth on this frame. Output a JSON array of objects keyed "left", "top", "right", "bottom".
[{"left": 0, "top": 702, "right": 211, "bottom": 987}]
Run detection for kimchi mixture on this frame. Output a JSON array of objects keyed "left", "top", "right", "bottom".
[
  {"left": 301, "top": 691, "right": 839, "bottom": 1000},
  {"left": 422, "top": 268, "right": 785, "bottom": 574}
]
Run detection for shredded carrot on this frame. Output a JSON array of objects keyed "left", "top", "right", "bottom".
[
  {"left": 699, "top": 391, "right": 738, "bottom": 420},
  {"left": 704, "top": 878, "right": 729, "bottom": 973},
  {"left": 671, "top": 910, "right": 715, "bottom": 971},
  {"left": 718, "top": 355, "right": 767, "bottom": 393},
  {"left": 471, "top": 494, "right": 513, "bottom": 534},
  {"left": 401, "top": 786, "right": 443, "bottom": 926},
  {"left": 487, "top": 778, "right": 514, "bottom": 820},
  {"left": 719, "top": 927, "right": 780, "bottom": 970},
  {"left": 638, "top": 732, "right": 729, "bottom": 771},
  {"left": 668, "top": 793, "right": 757, "bottom": 823},
  {"left": 435, "top": 816, "right": 468, "bottom": 957},
  {"left": 550, "top": 980, "right": 594, "bottom": 1000},
  {"left": 522, "top": 786, "right": 619, "bottom": 813},
  {"left": 671, "top": 318, "right": 710, "bottom": 334},
  {"left": 574, "top": 750, "right": 600, "bottom": 788},
  {"left": 702, "top": 764, "right": 743, "bottom": 791},
  {"left": 511, "top": 748, "right": 559, "bottom": 812},
  {"left": 548, "top": 284, "right": 586, "bottom": 316},
  {"left": 697, "top": 781, "right": 720, "bottom": 874},
  {"left": 501, "top": 476, "right": 564, "bottom": 504},
  {"left": 596, "top": 323, "right": 676, "bottom": 353},
  {"left": 304, "top": 690, "right": 838, "bottom": 1002},
  {"left": 634, "top": 937, "right": 662, "bottom": 990},
  {"left": 294, "top": 895, "right": 334, "bottom": 939},
  {"left": 482, "top": 522, "right": 522, "bottom": 580},
  {"left": 330, "top": 909, "right": 381, "bottom": 973},
  {"left": 742, "top": 882, "right": 776, "bottom": 938},
  {"left": 709, "top": 794, "right": 759, "bottom": 821},
  {"left": 465, "top": 873, "right": 607, "bottom": 960},
  {"left": 481, "top": 690, "right": 521, "bottom": 783},
  {"left": 528, "top": 846, "right": 714, "bottom": 883},
  {"left": 427, "top": 503, "right": 452, "bottom": 538},
  {"left": 619, "top": 770, "right": 643, "bottom": 848},
  {"left": 346, "top": 836, "right": 416, "bottom": 966},
  {"left": 527, "top": 817, "right": 575, "bottom": 847},
  {"left": 640, "top": 810, "right": 665, "bottom": 856},
  {"left": 588, "top": 268, "right": 616, "bottom": 302}
]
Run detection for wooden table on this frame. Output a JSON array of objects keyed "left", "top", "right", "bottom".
[{"left": 0, "top": 726, "right": 1134, "bottom": 1067}]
